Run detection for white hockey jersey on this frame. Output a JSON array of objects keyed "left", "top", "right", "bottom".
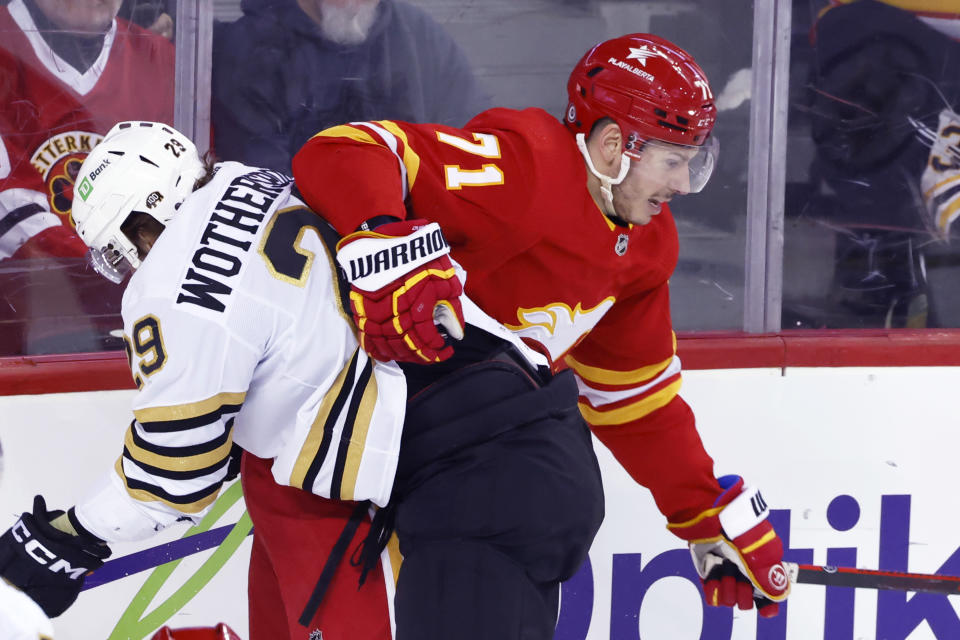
[
  {"left": 0, "top": 579, "right": 53, "bottom": 639},
  {"left": 73, "top": 162, "right": 407, "bottom": 542}
]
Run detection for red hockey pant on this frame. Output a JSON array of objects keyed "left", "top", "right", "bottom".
[{"left": 241, "top": 452, "right": 394, "bottom": 640}]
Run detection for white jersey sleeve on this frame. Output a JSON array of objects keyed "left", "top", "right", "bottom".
[
  {"left": 74, "top": 163, "right": 407, "bottom": 542},
  {"left": 0, "top": 580, "right": 53, "bottom": 640}
]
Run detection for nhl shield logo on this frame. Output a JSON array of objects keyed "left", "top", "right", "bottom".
[{"left": 615, "top": 233, "right": 629, "bottom": 256}]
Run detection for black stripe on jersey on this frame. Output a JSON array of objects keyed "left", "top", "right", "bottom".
[
  {"left": 309, "top": 209, "right": 353, "bottom": 315},
  {"left": 122, "top": 474, "right": 223, "bottom": 507},
  {"left": 302, "top": 350, "right": 360, "bottom": 492},
  {"left": 933, "top": 183, "right": 960, "bottom": 210},
  {"left": 0, "top": 202, "right": 45, "bottom": 238},
  {"left": 130, "top": 417, "right": 233, "bottom": 458},
  {"left": 138, "top": 404, "right": 243, "bottom": 433},
  {"left": 122, "top": 447, "right": 232, "bottom": 480},
  {"left": 329, "top": 356, "right": 374, "bottom": 500}
]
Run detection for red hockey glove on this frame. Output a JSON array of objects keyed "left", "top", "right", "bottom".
[
  {"left": 668, "top": 475, "right": 790, "bottom": 618},
  {"left": 336, "top": 219, "right": 465, "bottom": 363}
]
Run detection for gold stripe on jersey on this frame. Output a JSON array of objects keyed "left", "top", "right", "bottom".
[
  {"left": 314, "top": 121, "right": 421, "bottom": 191},
  {"left": 313, "top": 124, "right": 379, "bottom": 145},
  {"left": 923, "top": 172, "right": 960, "bottom": 199},
  {"left": 567, "top": 353, "right": 673, "bottom": 386},
  {"left": 566, "top": 333, "right": 677, "bottom": 386},
  {"left": 133, "top": 391, "right": 247, "bottom": 424},
  {"left": 336, "top": 371, "right": 380, "bottom": 501},
  {"left": 599, "top": 209, "right": 632, "bottom": 232},
  {"left": 124, "top": 425, "right": 234, "bottom": 472},
  {"left": 939, "top": 197, "right": 960, "bottom": 231},
  {"left": 313, "top": 215, "right": 354, "bottom": 322},
  {"left": 290, "top": 350, "right": 367, "bottom": 490},
  {"left": 114, "top": 458, "right": 221, "bottom": 514},
  {"left": 831, "top": 0, "right": 960, "bottom": 12},
  {"left": 386, "top": 530, "right": 402, "bottom": 585},
  {"left": 375, "top": 120, "right": 421, "bottom": 189},
  {"left": 579, "top": 378, "right": 682, "bottom": 426}
]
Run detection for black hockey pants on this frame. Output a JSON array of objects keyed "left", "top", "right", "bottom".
[{"left": 391, "top": 350, "right": 605, "bottom": 640}]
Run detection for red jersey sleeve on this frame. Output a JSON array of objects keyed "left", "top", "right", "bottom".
[
  {"left": 291, "top": 113, "right": 550, "bottom": 249},
  {"left": 565, "top": 281, "right": 721, "bottom": 524},
  {"left": 292, "top": 123, "right": 408, "bottom": 233}
]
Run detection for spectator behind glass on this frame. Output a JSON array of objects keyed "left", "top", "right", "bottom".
[
  {"left": 0, "top": 0, "right": 174, "bottom": 354},
  {"left": 119, "top": 0, "right": 175, "bottom": 40},
  {"left": 0, "top": 0, "right": 175, "bottom": 260},
  {"left": 211, "top": 0, "right": 490, "bottom": 172},
  {"left": 788, "top": 0, "right": 960, "bottom": 329}
]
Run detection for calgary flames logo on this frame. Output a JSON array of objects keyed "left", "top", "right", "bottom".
[
  {"left": 30, "top": 130, "right": 104, "bottom": 225},
  {"left": 505, "top": 298, "right": 615, "bottom": 362}
]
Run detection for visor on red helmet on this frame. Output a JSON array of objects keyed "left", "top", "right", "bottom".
[{"left": 624, "top": 136, "right": 718, "bottom": 194}]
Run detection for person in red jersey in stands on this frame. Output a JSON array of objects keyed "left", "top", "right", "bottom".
[{"left": 0, "top": 0, "right": 175, "bottom": 261}]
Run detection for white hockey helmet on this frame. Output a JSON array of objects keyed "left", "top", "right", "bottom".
[{"left": 71, "top": 121, "right": 206, "bottom": 283}]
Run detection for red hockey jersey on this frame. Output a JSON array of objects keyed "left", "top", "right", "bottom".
[
  {"left": 0, "top": 0, "right": 175, "bottom": 260},
  {"left": 292, "top": 108, "right": 722, "bottom": 523}
]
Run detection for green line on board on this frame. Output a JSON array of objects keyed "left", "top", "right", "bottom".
[{"left": 108, "top": 482, "right": 251, "bottom": 639}]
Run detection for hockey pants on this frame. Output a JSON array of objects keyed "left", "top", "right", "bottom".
[
  {"left": 391, "top": 361, "right": 605, "bottom": 640},
  {"left": 242, "top": 356, "right": 604, "bottom": 640},
  {"left": 242, "top": 453, "right": 397, "bottom": 640}
]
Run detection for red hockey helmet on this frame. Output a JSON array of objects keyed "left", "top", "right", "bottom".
[{"left": 565, "top": 34, "right": 718, "bottom": 192}]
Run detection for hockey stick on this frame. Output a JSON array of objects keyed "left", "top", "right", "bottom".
[{"left": 785, "top": 562, "right": 960, "bottom": 595}]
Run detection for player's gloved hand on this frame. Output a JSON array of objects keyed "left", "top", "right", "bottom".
[
  {"left": 0, "top": 495, "right": 111, "bottom": 617},
  {"left": 668, "top": 475, "right": 789, "bottom": 617},
  {"left": 336, "top": 218, "right": 465, "bottom": 363}
]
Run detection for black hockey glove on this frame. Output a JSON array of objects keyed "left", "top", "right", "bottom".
[{"left": 0, "top": 495, "right": 111, "bottom": 617}]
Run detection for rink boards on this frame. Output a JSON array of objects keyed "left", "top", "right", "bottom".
[{"left": 1, "top": 344, "right": 959, "bottom": 639}]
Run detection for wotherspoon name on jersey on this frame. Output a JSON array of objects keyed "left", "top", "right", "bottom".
[{"left": 176, "top": 168, "right": 290, "bottom": 312}]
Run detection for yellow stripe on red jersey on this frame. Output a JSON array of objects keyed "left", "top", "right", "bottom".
[{"left": 567, "top": 347, "right": 683, "bottom": 426}]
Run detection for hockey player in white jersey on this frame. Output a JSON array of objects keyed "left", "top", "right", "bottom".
[
  {"left": 0, "top": 120, "right": 603, "bottom": 640},
  {"left": 0, "top": 120, "right": 412, "bottom": 621}
]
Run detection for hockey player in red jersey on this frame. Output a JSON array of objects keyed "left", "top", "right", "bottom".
[
  {"left": 278, "top": 33, "right": 791, "bottom": 639},
  {"left": 0, "top": 0, "right": 175, "bottom": 261}
]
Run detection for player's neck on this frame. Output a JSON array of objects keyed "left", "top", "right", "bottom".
[{"left": 22, "top": 0, "right": 108, "bottom": 75}]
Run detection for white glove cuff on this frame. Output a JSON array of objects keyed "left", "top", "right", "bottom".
[
  {"left": 73, "top": 468, "right": 176, "bottom": 542},
  {"left": 718, "top": 484, "right": 769, "bottom": 540}
]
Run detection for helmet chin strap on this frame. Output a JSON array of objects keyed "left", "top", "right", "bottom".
[{"left": 576, "top": 133, "right": 631, "bottom": 216}]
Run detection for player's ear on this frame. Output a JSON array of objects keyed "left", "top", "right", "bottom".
[{"left": 586, "top": 122, "right": 624, "bottom": 175}]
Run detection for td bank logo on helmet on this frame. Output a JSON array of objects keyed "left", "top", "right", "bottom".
[
  {"left": 78, "top": 157, "right": 111, "bottom": 202},
  {"left": 77, "top": 177, "right": 93, "bottom": 202},
  {"left": 88, "top": 157, "right": 111, "bottom": 182}
]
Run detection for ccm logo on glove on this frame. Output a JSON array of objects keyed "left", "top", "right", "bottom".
[{"left": 11, "top": 519, "right": 90, "bottom": 579}]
